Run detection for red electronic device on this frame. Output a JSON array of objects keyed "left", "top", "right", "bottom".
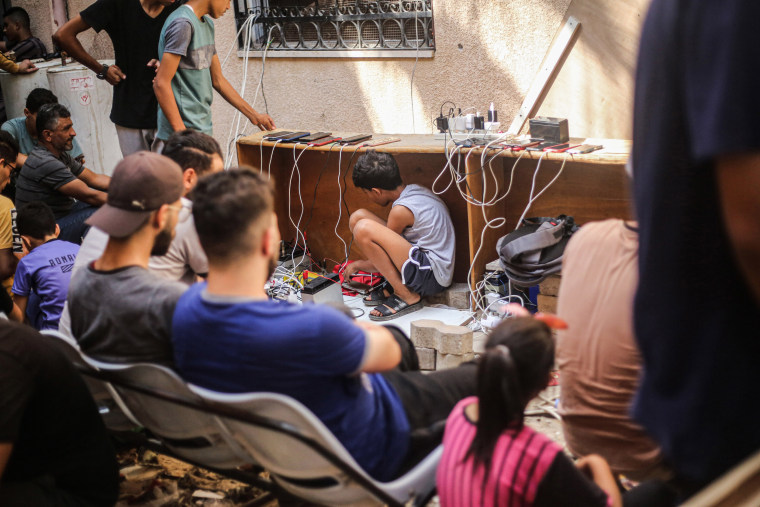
[
  {"left": 309, "top": 136, "right": 342, "bottom": 146},
  {"left": 544, "top": 143, "right": 581, "bottom": 153},
  {"left": 508, "top": 140, "right": 542, "bottom": 151}
]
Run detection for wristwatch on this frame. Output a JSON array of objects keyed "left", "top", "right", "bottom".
[{"left": 96, "top": 64, "right": 109, "bottom": 80}]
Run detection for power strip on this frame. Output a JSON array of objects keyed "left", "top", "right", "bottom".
[{"left": 433, "top": 131, "right": 511, "bottom": 142}]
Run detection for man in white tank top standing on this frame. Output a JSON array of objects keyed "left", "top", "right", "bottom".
[{"left": 346, "top": 151, "right": 455, "bottom": 321}]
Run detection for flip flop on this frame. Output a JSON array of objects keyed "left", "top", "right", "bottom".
[
  {"left": 369, "top": 294, "right": 423, "bottom": 321},
  {"left": 363, "top": 282, "right": 393, "bottom": 307}
]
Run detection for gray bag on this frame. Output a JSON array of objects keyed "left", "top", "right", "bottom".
[{"left": 496, "top": 215, "right": 578, "bottom": 287}]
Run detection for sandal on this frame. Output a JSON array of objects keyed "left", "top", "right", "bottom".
[
  {"left": 363, "top": 282, "right": 393, "bottom": 307},
  {"left": 369, "top": 294, "right": 423, "bottom": 321}
]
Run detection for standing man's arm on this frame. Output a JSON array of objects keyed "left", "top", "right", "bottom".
[
  {"left": 209, "top": 54, "right": 275, "bottom": 131},
  {"left": 53, "top": 16, "right": 126, "bottom": 85},
  {"left": 716, "top": 153, "right": 760, "bottom": 304},
  {"left": 153, "top": 52, "right": 186, "bottom": 133}
]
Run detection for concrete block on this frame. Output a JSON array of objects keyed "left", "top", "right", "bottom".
[
  {"left": 410, "top": 320, "right": 473, "bottom": 354},
  {"left": 437, "top": 352, "right": 475, "bottom": 370},
  {"left": 415, "top": 347, "right": 436, "bottom": 370},
  {"left": 445, "top": 283, "right": 471, "bottom": 309},
  {"left": 537, "top": 294, "right": 558, "bottom": 314},
  {"left": 539, "top": 275, "right": 562, "bottom": 297},
  {"left": 473, "top": 331, "right": 487, "bottom": 354},
  {"left": 410, "top": 320, "right": 440, "bottom": 348},
  {"left": 485, "top": 259, "right": 504, "bottom": 272},
  {"left": 436, "top": 325, "right": 473, "bottom": 355},
  {"left": 423, "top": 283, "right": 471, "bottom": 310}
]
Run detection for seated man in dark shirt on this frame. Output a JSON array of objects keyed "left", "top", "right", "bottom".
[
  {"left": 1, "top": 7, "right": 47, "bottom": 60},
  {"left": 0, "top": 320, "right": 119, "bottom": 506},
  {"left": 68, "top": 151, "right": 186, "bottom": 366},
  {"left": 15, "top": 103, "right": 109, "bottom": 244}
]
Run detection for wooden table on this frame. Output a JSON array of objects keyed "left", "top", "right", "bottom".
[{"left": 237, "top": 132, "right": 632, "bottom": 288}]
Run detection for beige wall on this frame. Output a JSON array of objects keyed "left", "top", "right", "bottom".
[
  {"left": 213, "top": 0, "right": 651, "bottom": 164},
  {"left": 19, "top": 0, "right": 114, "bottom": 59},
  {"left": 16, "top": 0, "right": 650, "bottom": 162}
]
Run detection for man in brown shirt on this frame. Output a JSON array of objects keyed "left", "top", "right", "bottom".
[{"left": 556, "top": 219, "right": 668, "bottom": 481}]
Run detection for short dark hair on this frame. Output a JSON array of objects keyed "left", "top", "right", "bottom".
[
  {"left": 36, "top": 103, "right": 71, "bottom": 137},
  {"left": 0, "top": 130, "right": 19, "bottom": 163},
  {"left": 26, "top": 88, "right": 58, "bottom": 114},
  {"left": 161, "top": 129, "right": 223, "bottom": 176},
  {"left": 4, "top": 7, "right": 30, "bottom": 30},
  {"left": 352, "top": 150, "right": 402, "bottom": 190},
  {"left": 191, "top": 168, "right": 274, "bottom": 265},
  {"left": 17, "top": 201, "right": 56, "bottom": 239}
]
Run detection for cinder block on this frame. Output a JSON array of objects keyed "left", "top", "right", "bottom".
[
  {"left": 444, "top": 283, "right": 471, "bottom": 310},
  {"left": 415, "top": 347, "right": 436, "bottom": 370},
  {"left": 473, "top": 331, "right": 487, "bottom": 354},
  {"left": 423, "top": 283, "right": 471, "bottom": 310},
  {"left": 437, "top": 352, "right": 475, "bottom": 370},
  {"left": 410, "top": 320, "right": 440, "bottom": 348},
  {"left": 537, "top": 294, "right": 558, "bottom": 314},
  {"left": 436, "top": 325, "right": 473, "bottom": 355},
  {"left": 410, "top": 320, "right": 473, "bottom": 355},
  {"left": 539, "top": 275, "right": 562, "bottom": 297}
]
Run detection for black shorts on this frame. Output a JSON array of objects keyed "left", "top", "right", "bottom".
[{"left": 401, "top": 246, "right": 446, "bottom": 297}]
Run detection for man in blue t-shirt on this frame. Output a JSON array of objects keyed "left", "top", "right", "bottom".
[
  {"left": 632, "top": 0, "right": 760, "bottom": 497},
  {"left": 12, "top": 201, "right": 79, "bottom": 330},
  {"left": 172, "top": 169, "right": 475, "bottom": 481}
]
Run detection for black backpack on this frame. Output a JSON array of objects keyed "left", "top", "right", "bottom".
[{"left": 496, "top": 215, "right": 579, "bottom": 287}]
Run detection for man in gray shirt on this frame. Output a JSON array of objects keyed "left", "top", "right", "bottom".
[
  {"left": 15, "top": 103, "right": 110, "bottom": 244},
  {"left": 66, "top": 151, "right": 186, "bottom": 366},
  {"left": 345, "top": 151, "right": 455, "bottom": 321}
]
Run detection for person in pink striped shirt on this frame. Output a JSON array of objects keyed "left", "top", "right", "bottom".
[{"left": 436, "top": 317, "right": 621, "bottom": 507}]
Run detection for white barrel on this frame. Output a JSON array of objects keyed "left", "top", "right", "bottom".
[
  {"left": 46, "top": 60, "right": 120, "bottom": 175},
  {"left": 0, "top": 59, "right": 67, "bottom": 120}
]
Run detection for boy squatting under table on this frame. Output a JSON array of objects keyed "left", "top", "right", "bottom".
[{"left": 345, "top": 150, "right": 455, "bottom": 321}]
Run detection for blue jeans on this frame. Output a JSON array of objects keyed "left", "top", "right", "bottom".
[{"left": 56, "top": 201, "right": 97, "bottom": 245}]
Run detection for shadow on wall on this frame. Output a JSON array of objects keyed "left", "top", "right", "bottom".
[{"left": 212, "top": 0, "right": 574, "bottom": 157}]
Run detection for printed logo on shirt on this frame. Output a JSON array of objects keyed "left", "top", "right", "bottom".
[
  {"left": 49, "top": 254, "right": 76, "bottom": 273},
  {"left": 10, "top": 208, "right": 22, "bottom": 254}
]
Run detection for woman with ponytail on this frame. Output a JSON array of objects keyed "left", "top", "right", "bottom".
[{"left": 436, "top": 316, "right": 622, "bottom": 507}]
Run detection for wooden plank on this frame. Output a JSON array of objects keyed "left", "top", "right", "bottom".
[
  {"left": 507, "top": 16, "right": 581, "bottom": 136},
  {"left": 536, "top": 0, "right": 652, "bottom": 139},
  {"left": 683, "top": 450, "right": 760, "bottom": 507},
  {"left": 238, "top": 132, "right": 631, "bottom": 165},
  {"left": 465, "top": 153, "right": 508, "bottom": 293}
]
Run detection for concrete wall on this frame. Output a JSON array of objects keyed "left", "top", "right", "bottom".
[
  {"left": 15, "top": 0, "right": 651, "bottom": 163},
  {"left": 18, "top": 0, "right": 114, "bottom": 59},
  {"left": 212, "top": 0, "right": 575, "bottom": 158}
]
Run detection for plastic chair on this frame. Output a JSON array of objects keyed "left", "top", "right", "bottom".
[
  {"left": 41, "top": 329, "right": 139, "bottom": 430},
  {"left": 188, "top": 384, "right": 441, "bottom": 507},
  {"left": 99, "top": 362, "right": 255, "bottom": 470}
]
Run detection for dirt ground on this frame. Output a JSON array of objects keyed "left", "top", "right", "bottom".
[{"left": 115, "top": 448, "right": 274, "bottom": 506}]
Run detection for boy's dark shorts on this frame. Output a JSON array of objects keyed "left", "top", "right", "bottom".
[{"left": 401, "top": 246, "right": 447, "bottom": 297}]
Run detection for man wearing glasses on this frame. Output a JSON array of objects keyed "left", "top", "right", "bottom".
[{"left": 15, "top": 103, "right": 110, "bottom": 245}]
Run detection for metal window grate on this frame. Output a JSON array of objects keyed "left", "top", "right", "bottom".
[{"left": 234, "top": 0, "right": 435, "bottom": 52}]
